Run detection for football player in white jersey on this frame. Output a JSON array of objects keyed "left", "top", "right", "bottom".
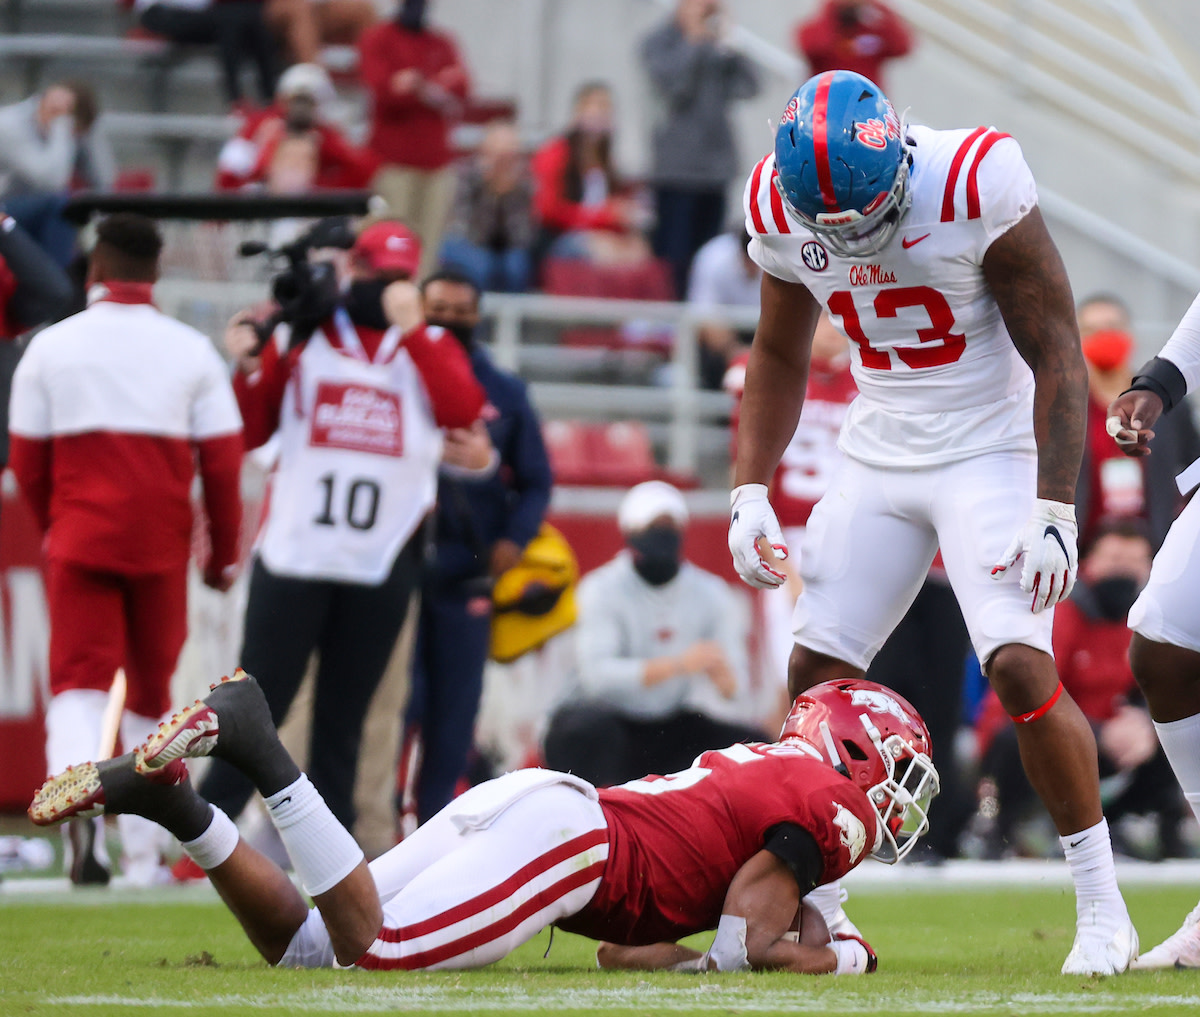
[
  {"left": 728, "top": 70, "right": 1136, "bottom": 974},
  {"left": 1106, "top": 300, "right": 1200, "bottom": 969}
]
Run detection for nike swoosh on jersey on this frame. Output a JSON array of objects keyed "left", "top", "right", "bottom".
[{"left": 901, "top": 233, "right": 931, "bottom": 248}]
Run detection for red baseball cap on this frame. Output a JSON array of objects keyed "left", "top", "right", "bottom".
[{"left": 354, "top": 221, "right": 422, "bottom": 277}]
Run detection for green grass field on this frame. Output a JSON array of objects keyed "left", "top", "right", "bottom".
[{"left": 3, "top": 885, "right": 1200, "bottom": 1016}]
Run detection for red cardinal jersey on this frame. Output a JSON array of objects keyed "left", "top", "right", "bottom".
[
  {"left": 726, "top": 353, "right": 858, "bottom": 527},
  {"left": 558, "top": 742, "right": 879, "bottom": 945}
]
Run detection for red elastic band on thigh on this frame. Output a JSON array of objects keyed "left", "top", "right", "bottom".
[{"left": 1010, "top": 681, "right": 1064, "bottom": 724}]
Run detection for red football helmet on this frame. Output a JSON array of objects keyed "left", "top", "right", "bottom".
[{"left": 780, "top": 678, "right": 939, "bottom": 863}]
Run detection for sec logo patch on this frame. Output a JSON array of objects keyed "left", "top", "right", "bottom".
[{"left": 801, "top": 241, "right": 829, "bottom": 272}]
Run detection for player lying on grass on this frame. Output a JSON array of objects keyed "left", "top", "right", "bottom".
[{"left": 29, "top": 671, "right": 938, "bottom": 974}]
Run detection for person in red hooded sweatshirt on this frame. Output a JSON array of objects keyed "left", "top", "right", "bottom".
[
  {"left": 192, "top": 219, "right": 486, "bottom": 844},
  {"left": 358, "top": 0, "right": 470, "bottom": 274},
  {"left": 8, "top": 213, "right": 244, "bottom": 886}
]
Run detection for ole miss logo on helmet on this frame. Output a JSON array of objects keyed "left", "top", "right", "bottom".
[
  {"left": 854, "top": 106, "right": 901, "bottom": 151},
  {"left": 779, "top": 95, "right": 802, "bottom": 126}
]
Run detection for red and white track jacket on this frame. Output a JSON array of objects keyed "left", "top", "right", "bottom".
[{"left": 8, "top": 282, "right": 244, "bottom": 577}]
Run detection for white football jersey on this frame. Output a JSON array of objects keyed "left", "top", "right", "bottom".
[
  {"left": 257, "top": 310, "right": 443, "bottom": 583},
  {"left": 745, "top": 125, "right": 1040, "bottom": 467}
]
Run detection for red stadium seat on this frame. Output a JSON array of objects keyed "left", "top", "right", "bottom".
[
  {"left": 541, "top": 257, "right": 675, "bottom": 302},
  {"left": 542, "top": 419, "right": 594, "bottom": 485}
]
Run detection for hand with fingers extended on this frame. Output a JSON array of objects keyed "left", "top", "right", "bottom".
[
  {"left": 729, "top": 484, "right": 790, "bottom": 589},
  {"left": 991, "top": 498, "right": 1078, "bottom": 613}
]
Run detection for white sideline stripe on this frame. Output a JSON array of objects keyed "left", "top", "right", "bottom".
[
  {"left": 7, "top": 858, "right": 1200, "bottom": 900},
  {"left": 41, "top": 989, "right": 1200, "bottom": 1013}
]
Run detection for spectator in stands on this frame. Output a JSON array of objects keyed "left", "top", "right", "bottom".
[
  {"left": 358, "top": 0, "right": 470, "bottom": 275},
  {"left": 530, "top": 82, "right": 653, "bottom": 271},
  {"left": 543, "top": 481, "right": 767, "bottom": 786},
  {"left": 976, "top": 521, "right": 1186, "bottom": 859},
  {"left": 641, "top": 0, "right": 759, "bottom": 298},
  {"left": 795, "top": 1, "right": 912, "bottom": 92},
  {"left": 136, "top": 0, "right": 278, "bottom": 108},
  {"left": 264, "top": 0, "right": 378, "bottom": 65},
  {"left": 689, "top": 227, "right": 761, "bottom": 389},
  {"left": 1073, "top": 293, "right": 1200, "bottom": 551},
  {"left": 0, "top": 83, "right": 115, "bottom": 268},
  {"left": 402, "top": 268, "right": 552, "bottom": 827},
  {"left": 216, "top": 64, "right": 377, "bottom": 192},
  {"left": 8, "top": 214, "right": 243, "bottom": 886},
  {"left": 438, "top": 121, "right": 535, "bottom": 293},
  {"left": 196, "top": 221, "right": 485, "bottom": 840},
  {"left": 0, "top": 214, "right": 74, "bottom": 499}
]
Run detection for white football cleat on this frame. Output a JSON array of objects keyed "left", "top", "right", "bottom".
[
  {"left": 1130, "top": 902, "right": 1200, "bottom": 970},
  {"left": 1061, "top": 903, "right": 1138, "bottom": 975}
]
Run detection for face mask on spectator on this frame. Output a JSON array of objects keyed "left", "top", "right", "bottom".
[
  {"left": 1090, "top": 576, "right": 1142, "bottom": 620},
  {"left": 346, "top": 279, "right": 391, "bottom": 330},
  {"left": 627, "top": 526, "right": 683, "bottom": 586},
  {"left": 284, "top": 96, "right": 317, "bottom": 133},
  {"left": 397, "top": 0, "right": 427, "bottom": 31},
  {"left": 425, "top": 318, "right": 475, "bottom": 348}
]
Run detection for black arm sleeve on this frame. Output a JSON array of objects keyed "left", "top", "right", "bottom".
[
  {"left": 763, "top": 822, "right": 825, "bottom": 897},
  {"left": 1126, "top": 357, "right": 1188, "bottom": 414},
  {"left": 0, "top": 217, "right": 74, "bottom": 329}
]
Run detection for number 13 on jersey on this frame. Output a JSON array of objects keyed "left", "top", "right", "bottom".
[{"left": 827, "top": 286, "right": 965, "bottom": 370}]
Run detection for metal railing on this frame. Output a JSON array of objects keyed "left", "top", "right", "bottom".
[{"left": 155, "top": 280, "right": 750, "bottom": 477}]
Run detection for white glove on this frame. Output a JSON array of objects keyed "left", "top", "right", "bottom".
[
  {"left": 990, "top": 498, "right": 1078, "bottom": 613},
  {"left": 728, "top": 484, "right": 789, "bottom": 590}
]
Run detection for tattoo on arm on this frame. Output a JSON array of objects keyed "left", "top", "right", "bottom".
[{"left": 982, "top": 207, "right": 1087, "bottom": 504}]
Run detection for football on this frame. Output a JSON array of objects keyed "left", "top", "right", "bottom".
[{"left": 785, "top": 900, "right": 832, "bottom": 947}]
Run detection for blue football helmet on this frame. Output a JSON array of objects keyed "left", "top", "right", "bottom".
[{"left": 773, "top": 70, "right": 910, "bottom": 259}]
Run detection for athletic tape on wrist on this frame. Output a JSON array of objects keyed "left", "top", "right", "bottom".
[{"left": 1010, "top": 680, "right": 1064, "bottom": 724}]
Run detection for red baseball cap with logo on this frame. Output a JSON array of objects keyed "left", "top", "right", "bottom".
[{"left": 354, "top": 221, "right": 422, "bottom": 277}]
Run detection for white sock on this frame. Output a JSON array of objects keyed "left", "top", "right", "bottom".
[
  {"left": 117, "top": 709, "right": 170, "bottom": 873},
  {"left": 1060, "top": 818, "right": 1127, "bottom": 926},
  {"left": 264, "top": 775, "right": 363, "bottom": 897},
  {"left": 182, "top": 806, "right": 239, "bottom": 871},
  {"left": 44, "top": 690, "right": 109, "bottom": 773},
  {"left": 120, "top": 709, "right": 163, "bottom": 757},
  {"left": 804, "top": 880, "right": 845, "bottom": 926},
  {"left": 1154, "top": 713, "right": 1200, "bottom": 826}
]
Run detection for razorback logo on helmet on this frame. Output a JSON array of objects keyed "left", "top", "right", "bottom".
[
  {"left": 779, "top": 95, "right": 802, "bottom": 126},
  {"left": 833, "top": 802, "right": 868, "bottom": 863},
  {"left": 849, "top": 688, "right": 920, "bottom": 732}
]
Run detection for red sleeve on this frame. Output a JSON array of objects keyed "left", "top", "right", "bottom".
[
  {"left": 436, "top": 35, "right": 470, "bottom": 100},
  {"left": 530, "top": 139, "right": 623, "bottom": 234},
  {"left": 874, "top": 3, "right": 913, "bottom": 58},
  {"left": 232, "top": 340, "right": 296, "bottom": 450},
  {"left": 796, "top": 10, "right": 837, "bottom": 62},
  {"left": 358, "top": 28, "right": 426, "bottom": 116},
  {"left": 402, "top": 324, "right": 485, "bottom": 428},
  {"left": 1051, "top": 602, "right": 1083, "bottom": 692},
  {"left": 315, "top": 127, "right": 380, "bottom": 189},
  {"left": 0, "top": 258, "right": 18, "bottom": 338},
  {"left": 8, "top": 433, "right": 52, "bottom": 532},
  {"left": 195, "top": 432, "right": 243, "bottom": 574}
]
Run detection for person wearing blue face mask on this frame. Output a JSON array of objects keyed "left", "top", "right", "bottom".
[{"left": 543, "top": 481, "right": 768, "bottom": 786}]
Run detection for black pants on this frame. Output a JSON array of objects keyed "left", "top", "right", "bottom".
[
  {"left": 864, "top": 578, "right": 973, "bottom": 857},
  {"left": 405, "top": 584, "right": 493, "bottom": 824},
  {"left": 543, "top": 701, "right": 769, "bottom": 787},
  {"left": 141, "top": 1, "right": 277, "bottom": 104},
  {"left": 651, "top": 185, "right": 726, "bottom": 300},
  {"left": 984, "top": 720, "right": 1186, "bottom": 857},
  {"left": 198, "top": 538, "right": 420, "bottom": 829}
]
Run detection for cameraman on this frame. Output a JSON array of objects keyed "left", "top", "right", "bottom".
[
  {"left": 197, "top": 219, "right": 486, "bottom": 835},
  {"left": 794, "top": 1, "right": 912, "bottom": 92}
]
